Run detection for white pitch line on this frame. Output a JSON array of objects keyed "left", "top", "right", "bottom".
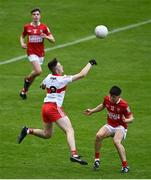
[{"left": 0, "top": 19, "right": 151, "bottom": 66}]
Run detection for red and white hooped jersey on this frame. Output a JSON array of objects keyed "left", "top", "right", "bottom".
[
  {"left": 22, "top": 22, "right": 51, "bottom": 57},
  {"left": 42, "top": 74, "right": 73, "bottom": 107},
  {"left": 103, "top": 95, "right": 132, "bottom": 129}
]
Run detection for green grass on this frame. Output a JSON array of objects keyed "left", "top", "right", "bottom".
[{"left": 0, "top": 0, "right": 151, "bottom": 178}]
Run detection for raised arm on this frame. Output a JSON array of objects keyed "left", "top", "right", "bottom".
[
  {"left": 72, "top": 59, "right": 97, "bottom": 82},
  {"left": 84, "top": 103, "right": 105, "bottom": 116}
]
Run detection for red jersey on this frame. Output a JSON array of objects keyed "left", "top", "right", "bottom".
[
  {"left": 22, "top": 22, "right": 51, "bottom": 57},
  {"left": 103, "top": 96, "right": 132, "bottom": 129}
]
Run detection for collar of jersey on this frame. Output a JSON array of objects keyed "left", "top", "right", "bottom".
[
  {"left": 116, "top": 98, "right": 121, "bottom": 104},
  {"left": 52, "top": 74, "right": 62, "bottom": 76},
  {"left": 109, "top": 97, "right": 121, "bottom": 104},
  {"left": 30, "top": 22, "right": 41, "bottom": 26}
]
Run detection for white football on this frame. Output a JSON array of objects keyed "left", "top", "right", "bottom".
[{"left": 95, "top": 25, "right": 108, "bottom": 38}]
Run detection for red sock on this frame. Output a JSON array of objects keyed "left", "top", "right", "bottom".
[
  {"left": 71, "top": 150, "right": 78, "bottom": 156},
  {"left": 95, "top": 152, "right": 100, "bottom": 159},
  {"left": 26, "top": 77, "right": 33, "bottom": 82},
  {"left": 122, "top": 161, "right": 128, "bottom": 167}
]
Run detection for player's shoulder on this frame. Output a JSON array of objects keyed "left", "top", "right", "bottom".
[
  {"left": 103, "top": 95, "right": 110, "bottom": 104},
  {"left": 63, "top": 75, "right": 72, "bottom": 79},
  {"left": 40, "top": 23, "right": 48, "bottom": 27},
  {"left": 63, "top": 75, "right": 70, "bottom": 78},
  {"left": 58, "top": 75, "right": 71, "bottom": 81},
  {"left": 49, "top": 74, "right": 63, "bottom": 80},
  {"left": 44, "top": 73, "right": 52, "bottom": 79},
  {"left": 43, "top": 74, "right": 55, "bottom": 83},
  {"left": 24, "top": 23, "right": 31, "bottom": 27},
  {"left": 119, "top": 98, "right": 128, "bottom": 107},
  {"left": 104, "top": 95, "right": 110, "bottom": 101}
]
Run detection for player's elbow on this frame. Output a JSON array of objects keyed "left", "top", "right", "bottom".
[
  {"left": 49, "top": 36, "right": 55, "bottom": 43},
  {"left": 72, "top": 72, "right": 87, "bottom": 81},
  {"left": 79, "top": 72, "right": 87, "bottom": 79},
  {"left": 52, "top": 38, "right": 55, "bottom": 43},
  {"left": 77, "top": 75, "right": 85, "bottom": 80},
  {"left": 131, "top": 116, "right": 134, "bottom": 122},
  {"left": 128, "top": 115, "right": 134, "bottom": 123},
  {"left": 50, "top": 38, "right": 55, "bottom": 43}
]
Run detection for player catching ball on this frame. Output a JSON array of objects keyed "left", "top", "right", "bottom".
[
  {"left": 18, "top": 58, "right": 97, "bottom": 165},
  {"left": 84, "top": 86, "right": 134, "bottom": 173}
]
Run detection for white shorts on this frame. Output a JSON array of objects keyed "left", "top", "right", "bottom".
[
  {"left": 105, "top": 124, "right": 127, "bottom": 140},
  {"left": 28, "top": 54, "right": 44, "bottom": 65}
]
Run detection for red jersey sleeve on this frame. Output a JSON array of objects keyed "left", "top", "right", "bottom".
[
  {"left": 44, "top": 25, "right": 51, "bottom": 36},
  {"left": 103, "top": 96, "right": 108, "bottom": 106},
  {"left": 123, "top": 105, "right": 132, "bottom": 118},
  {"left": 22, "top": 25, "right": 27, "bottom": 37}
]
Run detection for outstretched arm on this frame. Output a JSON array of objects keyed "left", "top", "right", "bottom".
[
  {"left": 72, "top": 59, "right": 97, "bottom": 82},
  {"left": 84, "top": 103, "right": 105, "bottom": 115}
]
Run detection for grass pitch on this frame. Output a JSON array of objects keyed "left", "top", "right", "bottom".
[{"left": 0, "top": 0, "right": 151, "bottom": 178}]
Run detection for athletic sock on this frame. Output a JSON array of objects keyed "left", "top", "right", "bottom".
[
  {"left": 71, "top": 150, "right": 78, "bottom": 157},
  {"left": 23, "top": 77, "right": 33, "bottom": 92},
  {"left": 122, "top": 161, "right": 128, "bottom": 167},
  {"left": 95, "top": 152, "right": 100, "bottom": 159},
  {"left": 25, "top": 76, "right": 33, "bottom": 82},
  {"left": 27, "top": 128, "right": 33, "bottom": 134}
]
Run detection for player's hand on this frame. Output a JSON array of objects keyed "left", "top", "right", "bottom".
[
  {"left": 84, "top": 109, "right": 93, "bottom": 115},
  {"left": 40, "top": 84, "right": 46, "bottom": 89},
  {"left": 21, "top": 43, "right": 27, "bottom": 49},
  {"left": 122, "top": 115, "right": 133, "bottom": 123},
  {"left": 40, "top": 33, "right": 47, "bottom": 39},
  {"left": 89, "top": 59, "right": 97, "bottom": 65},
  {"left": 122, "top": 116, "right": 126, "bottom": 123}
]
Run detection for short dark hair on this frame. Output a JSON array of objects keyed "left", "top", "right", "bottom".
[
  {"left": 48, "top": 58, "right": 58, "bottom": 72},
  {"left": 31, "top": 8, "right": 41, "bottom": 14},
  {"left": 109, "top": 86, "right": 122, "bottom": 96}
]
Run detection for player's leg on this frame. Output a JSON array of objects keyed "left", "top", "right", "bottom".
[
  {"left": 56, "top": 116, "right": 75, "bottom": 152},
  {"left": 56, "top": 116, "right": 88, "bottom": 165},
  {"left": 22, "top": 61, "right": 42, "bottom": 92},
  {"left": 20, "top": 56, "right": 43, "bottom": 99},
  {"left": 29, "top": 121, "right": 53, "bottom": 138},
  {"left": 94, "top": 125, "right": 112, "bottom": 169},
  {"left": 17, "top": 121, "right": 53, "bottom": 144},
  {"left": 113, "top": 127, "right": 129, "bottom": 173},
  {"left": 29, "top": 60, "right": 43, "bottom": 78}
]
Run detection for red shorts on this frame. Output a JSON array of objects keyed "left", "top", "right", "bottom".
[{"left": 42, "top": 102, "right": 66, "bottom": 123}]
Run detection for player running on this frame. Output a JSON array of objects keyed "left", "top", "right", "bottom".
[
  {"left": 84, "top": 86, "right": 134, "bottom": 172},
  {"left": 18, "top": 58, "right": 97, "bottom": 165},
  {"left": 20, "top": 8, "right": 55, "bottom": 99}
]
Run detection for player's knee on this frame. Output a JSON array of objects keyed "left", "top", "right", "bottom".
[
  {"left": 113, "top": 138, "right": 120, "bottom": 146},
  {"left": 66, "top": 127, "right": 74, "bottom": 135},
  {"left": 70, "top": 128, "right": 75, "bottom": 135},
  {"left": 96, "top": 133, "right": 104, "bottom": 141},
  {"left": 35, "top": 69, "right": 42, "bottom": 76},
  {"left": 44, "top": 131, "right": 52, "bottom": 139}
]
